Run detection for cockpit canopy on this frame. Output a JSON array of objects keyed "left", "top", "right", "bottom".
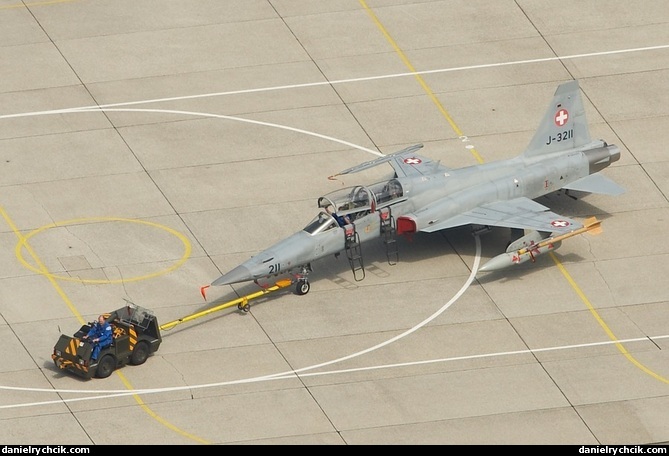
[
  {"left": 319, "top": 179, "right": 404, "bottom": 216},
  {"left": 300, "top": 179, "right": 406, "bottom": 235},
  {"left": 303, "top": 211, "right": 338, "bottom": 235}
]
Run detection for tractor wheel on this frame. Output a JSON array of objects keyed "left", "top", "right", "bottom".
[
  {"left": 95, "top": 355, "right": 116, "bottom": 379},
  {"left": 130, "top": 341, "right": 150, "bottom": 366}
]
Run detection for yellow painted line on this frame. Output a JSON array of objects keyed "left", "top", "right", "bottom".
[
  {"left": 551, "top": 253, "right": 669, "bottom": 384},
  {"left": 115, "top": 370, "right": 210, "bottom": 444},
  {"left": 15, "top": 217, "right": 191, "bottom": 284},
  {"left": 359, "top": 0, "right": 484, "bottom": 164},
  {"left": 360, "top": 2, "right": 668, "bottom": 385},
  {"left": 0, "top": 207, "right": 86, "bottom": 325},
  {"left": 0, "top": 206, "right": 209, "bottom": 443}
]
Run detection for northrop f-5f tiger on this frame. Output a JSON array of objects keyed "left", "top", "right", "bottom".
[{"left": 205, "top": 80, "right": 624, "bottom": 297}]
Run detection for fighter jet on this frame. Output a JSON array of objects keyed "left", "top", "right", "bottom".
[{"left": 206, "top": 80, "right": 623, "bottom": 296}]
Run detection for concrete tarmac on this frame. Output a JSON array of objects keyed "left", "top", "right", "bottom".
[{"left": 0, "top": 0, "right": 668, "bottom": 445}]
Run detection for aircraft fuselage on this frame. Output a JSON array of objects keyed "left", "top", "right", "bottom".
[{"left": 208, "top": 80, "right": 623, "bottom": 293}]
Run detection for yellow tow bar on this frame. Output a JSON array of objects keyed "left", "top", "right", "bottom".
[{"left": 159, "top": 279, "right": 293, "bottom": 331}]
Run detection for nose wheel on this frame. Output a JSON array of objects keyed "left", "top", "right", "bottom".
[
  {"left": 295, "top": 279, "right": 310, "bottom": 295},
  {"left": 293, "top": 265, "right": 312, "bottom": 295}
]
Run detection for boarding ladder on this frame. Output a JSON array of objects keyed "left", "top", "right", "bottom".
[
  {"left": 344, "top": 224, "right": 365, "bottom": 281},
  {"left": 379, "top": 207, "right": 398, "bottom": 265}
]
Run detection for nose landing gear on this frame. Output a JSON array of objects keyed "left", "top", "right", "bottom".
[{"left": 293, "top": 264, "right": 312, "bottom": 295}]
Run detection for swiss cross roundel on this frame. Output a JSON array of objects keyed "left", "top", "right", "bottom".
[
  {"left": 404, "top": 157, "right": 422, "bottom": 165},
  {"left": 551, "top": 219, "right": 570, "bottom": 228},
  {"left": 554, "top": 109, "right": 569, "bottom": 127}
]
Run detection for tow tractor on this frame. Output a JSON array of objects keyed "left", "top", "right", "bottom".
[
  {"left": 52, "top": 280, "right": 292, "bottom": 379},
  {"left": 52, "top": 302, "right": 162, "bottom": 379}
]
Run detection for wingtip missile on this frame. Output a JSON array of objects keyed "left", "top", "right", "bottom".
[
  {"left": 478, "top": 218, "right": 602, "bottom": 273},
  {"left": 582, "top": 216, "right": 602, "bottom": 235},
  {"left": 478, "top": 240, "right": 563, "bottom": 273}
]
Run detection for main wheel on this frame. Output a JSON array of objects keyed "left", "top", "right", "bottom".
[
  {"left": 295, "top": 280, "right": 310, "bottom": 295},
  {"left": 95, "top": 355, "right": 116, "bottom": 379},
  {"left": 130, "top": 341, "right": 150, "bottom": 365}
]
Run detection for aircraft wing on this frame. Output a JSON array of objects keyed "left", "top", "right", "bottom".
[
  {"left": 332, "top": 144, "right": 450, "bottom": 178},
  {"left": 420, "top": 197, "right": 583, "bottom": 234}
]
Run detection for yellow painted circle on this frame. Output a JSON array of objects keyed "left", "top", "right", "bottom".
[{"left": 16, "top": 217, "right": 191, "bottom": 284}]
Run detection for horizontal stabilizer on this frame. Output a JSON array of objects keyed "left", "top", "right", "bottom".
[{"left": 563, "top": 173, "right": 625, "bottom": 195}]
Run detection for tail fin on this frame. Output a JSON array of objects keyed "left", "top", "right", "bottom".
[{"left": 523, "top": 80, "right": 592, "bottom": 157}]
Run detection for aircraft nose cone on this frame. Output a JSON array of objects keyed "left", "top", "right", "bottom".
[{"left": 211, "top": 264, "right": 253, "bottom": 286}]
